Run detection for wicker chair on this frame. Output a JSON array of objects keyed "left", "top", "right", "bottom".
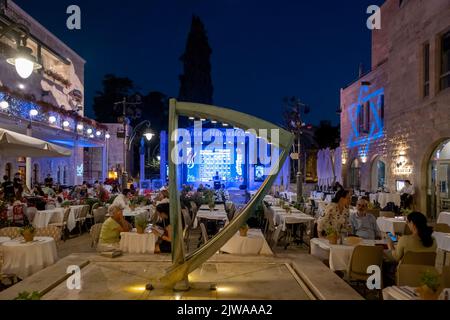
[
  {"left": 93, "top": 207, "right": 107, "bottom": 224},
  {"left": 434, "top": 223, "right": 450, "bottom": 233},
  {"left": 89, "top": 223, "right": 103, "bottom": 248},
  {"left": 49, "top": 207, "right": 71, "bottom": 241},
  {"left": 75, "top": 205, "right": 90, "bottom": 235},
  {"left": 35, "top": 226, "right": 62, "bottom": 245},
  {"left": 0, "top": 227, "right": 21, "bottom": 239},
  {"left": 400, "top": 251, "right": 436, "bottom": 266}
]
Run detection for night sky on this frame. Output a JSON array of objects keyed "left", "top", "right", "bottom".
[{"left": 13, "top": 0, "right": 384, "bottom": 127}]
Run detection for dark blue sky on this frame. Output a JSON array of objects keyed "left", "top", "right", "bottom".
[{"left": 14, "top": 0, "right": 384, "bottom": 127}]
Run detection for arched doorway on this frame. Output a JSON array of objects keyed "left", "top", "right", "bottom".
[
  {"left": 371, "top": 157, "right": 386, "bottom": 192},
  {"left": 349, "top": 158, "right": 361, "bottom": 190},
  {"left": 428, "top": 139, "right": 450, "bottom": 220}
]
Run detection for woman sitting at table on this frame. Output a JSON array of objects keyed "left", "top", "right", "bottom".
[
  {"left": 97, "top": 205, "right": 132, "bottom": 251},
  {"left": 152, "top": 203, "right": 172, "bottom": 254},
  {"left": 387, "top": 211, "right": 436, "bottom": 262},
  {"left": 112, "top": 189, "right": 131, "bottom": 210},
  {"left": 317, "top": 189, "right": 351, "bottom": 238}
]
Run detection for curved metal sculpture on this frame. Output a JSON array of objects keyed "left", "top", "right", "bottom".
[{"left": 160, "top": 99, "right": 294, "bottom": 289}]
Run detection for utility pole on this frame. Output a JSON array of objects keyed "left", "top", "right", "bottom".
[{"left": 114, "top": 97, "right": 141, "bottom": 190}]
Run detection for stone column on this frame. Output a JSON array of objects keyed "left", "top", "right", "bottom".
[{"left": 26, "top": 124, "right": 32, "bottom": 189}]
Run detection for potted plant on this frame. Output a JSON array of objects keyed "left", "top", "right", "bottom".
[
  {"left": 416, "top": 269, "right": 441, "bottom": 300},
  {"left": 61, "top": 200, "right": 71, "bottom": 208},
  {"left": 135, "top": 216, "right": 148, "bottom": 234},
  {"left": 21, "top": 225, "right": 36, "bottom": 242},
  {"left": 326, "top": 227, "right": 338, "bottom": 245},
  {"left": 239, "top": 223, "right": 249, "bottom": 237},
  {"left": 14, "top": 291, "right": 41, "bottom": 300}
]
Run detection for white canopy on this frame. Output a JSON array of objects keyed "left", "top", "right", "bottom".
[{"left": 0, "top": 128, "right": 71, "bottom": 158}]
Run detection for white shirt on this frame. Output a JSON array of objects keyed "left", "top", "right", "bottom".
[
  {"left": 401, "top": 185, "right": 415, "bottom": 195},
  {"left": 112, "top": 194, "right": 130, "bottom": 210}
]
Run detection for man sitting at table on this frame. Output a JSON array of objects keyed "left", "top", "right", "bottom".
[
  {"left": 97, "top": 205, "right": 132, "bottom": 251},
  {"left": 112, "top": 189, "right": 131, "bottom": 210},
  {"left": 349, "top": 199, "right": 380, "bottom": 240}
]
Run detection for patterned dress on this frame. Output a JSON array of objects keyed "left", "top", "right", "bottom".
[{"left": 317, "top": 202, "right": 350, "bottom": 235}]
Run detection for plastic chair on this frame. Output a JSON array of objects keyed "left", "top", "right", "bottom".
[
  {"left": 401, "top": 251, "right": 436, "bottom": 266},
  {"left": 397, "top": 264, "right": 439, "bottom": 287},
  {"left": 347, "top": 245, "right": 384, "bottom": 283}
]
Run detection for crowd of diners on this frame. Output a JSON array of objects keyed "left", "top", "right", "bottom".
[{"left": 312, "top": 188, "right": 436, "bottom": 284}]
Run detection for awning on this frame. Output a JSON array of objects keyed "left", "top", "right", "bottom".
[{"left": 0, "top": 128, "right": 72, "bottom": 158}]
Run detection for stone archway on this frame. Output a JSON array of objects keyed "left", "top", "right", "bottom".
[
  {"left": 423, "top": 138, "right": 450, "bottom": 220},
  {"left": 370, "top": 155, "right": 386, "bottom": 192}
]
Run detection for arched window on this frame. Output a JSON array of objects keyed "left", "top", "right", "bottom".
[{"left": 349, "top": 159, "right": 361, "bottom": 190}]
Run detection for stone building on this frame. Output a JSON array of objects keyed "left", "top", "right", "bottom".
[
  {"left": 0, "top": 0, "right": 108, "bottom": 186},
  {"left": 340, "top": 0, "right": 450, "bottom": 218}
]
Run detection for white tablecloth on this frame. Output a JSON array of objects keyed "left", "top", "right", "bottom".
[
  {"left": 437, "top": 212, "right": 450, "bottom": 226},
  {"left": 376, "top": 217, "right": 407, "bottom": 234},
  {"left": 199, "top": 204, "right": 225, "bottom": 211},
  {"left": 67, "top": 205, "right": 86, "bottom": 231},
  {"left": 119, "top": 232, "right": 156, "bottom": 254},
  {"left": 1, "top": 236, "right": 58, "bottom": 279},
  {"left": 220, "top": 229, "right": 273, "bottom": 255},
  {"left": 272, "top": 207, "right": 315, "bottom": 231},
  {"left": 194, "top": 209, "right": 228, "bottom": 229},
  {"left": 310, "top": 238, "right": 386, "bottom": 271},
  {"left": 123, "top": 207, "right": 151, "bottom": 219},
  {"left": 0, "top": 236, "right": 11, "bottom": 244},
  {"left": 378, "top": 193, "right": 401, "bottom": 208},
  {"left": 433, "top": 232, "right": 450, "bottom": 251},
  {"left": 33, "top": 208, "right": 65, "bottom": 228}
]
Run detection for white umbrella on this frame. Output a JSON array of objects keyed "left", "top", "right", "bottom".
[{"left": 0, "top": 128, "right": 71, "bottom": 158}]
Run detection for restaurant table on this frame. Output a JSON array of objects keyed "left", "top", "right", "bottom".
[
  {"left": 122, "top": 207, "right": 151, "bottom": 219},
  {"left": 33, "top": 208, "right": 65, "bottom": 228},
  {"left": 67, "top": 205, "right": 86, "bottom": 231},
  {"left": 1, "top": 237, "right": 58, "bottom": 279},
  {"left": 194, "top": 209, "right": 228, "bottom": 228},
  {"left": 271, "top": 207, "right": 315, "bottom": 232},
  {"left": 220, "top": 229, "right": 273, "bottom": 255},
  {"left": 376, "top": 216, "right": 407, "bottom": 234},
  {"left": 437, "top": 212, "right": 450, "bottom": 226},
  {"left": 119, "top": 232, "right": 156, "bottom": 254},
  {"left": 369, "top": 193, "right": 378, "bottom": 204},
  {"left": 310, "top": 238, "right": 387, "bottom": 272},
  {"left": 199, "top": 204, "right": 225, "bottom": 211},
  {"left": 0, "top": 236, "right": 11, "bottom": 244},
  {"left": 433, "top": 232, "right": 450, "bottom": 266},
  {"left": 377, "top": 193, "right": 401, "bottom": 209}
]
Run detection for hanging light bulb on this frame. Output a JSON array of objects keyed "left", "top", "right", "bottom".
[
  {"left": 87, "top": 128, "right": 93, "bottom": 134},
  {"left": 7, "top": 46, "right": 42, "bottom": 79},
  {"left": 63, "top": 120, "right": 70, "bottom": 128},
  {"left": 105, "top": 132, "right": 111, "bottom": 139},
  {"left": 77, "top": 124, "right": 84, "bottom": 131},
  {"left": 29, "top": 109, "right": 38, "bottom": 117},
  {"left": 0, "top": 101, "right": 9, "bottom": 109},
  {"left": 48, "top": 116, "right": 56, "bottom": 124}
]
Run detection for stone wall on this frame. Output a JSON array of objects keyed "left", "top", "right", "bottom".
[{"left": 341, "top": 0, "right": 450, "bottom": 215}]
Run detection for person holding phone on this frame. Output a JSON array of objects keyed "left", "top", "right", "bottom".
[
  {"left": 152, "top": 203, "right": 172, "bottom": 253},
  {"left": 387, "top": 211, "right": 436, "bottom": 262}
]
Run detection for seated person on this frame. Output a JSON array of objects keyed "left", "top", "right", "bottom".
[
  {"left": 154, "top": 189, "right": 169, "bottom": 206},
  {"left": 112, "top": 189, "right": 131, "bottom": 210},
  {"left": 97, "top": 205, "right": 132, "bottom": 251},
  {"left": 152, "top": 203, "right": 172, "bottom": 253},
  {"left": 387, "top": 211, "right": 436, "bottom": 262},
  {"left": 349, "top": 199, "right": 379, "bottom": 239}
]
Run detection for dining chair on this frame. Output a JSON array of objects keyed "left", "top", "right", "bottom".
[
  {"left": 93, "top": 207, "right": 107, "bottom": 224},
  {"left": 49, "top": 207, "right": 71, "bottom": 241},
  {"left": 396, "top": 264, "right": 439, "bottom": 287},
  {"left": 380, "top": 211, "right": 395, "bottom": 218},
  {"left": 0, "top": 227, "right": 21, "bottom": 239},
  {"left": 434, "top": 223, "right": 450, "bottom": 233},
  {"left": 347, "top": 245, "right": 384, "bottom": 297},
  {"left": 35, "top": 226, "right": 62, "bottom": 245},
  {"left": 25, "top": 207, "right": 37, "bottom": 224},
  {"left": 76, "top": 205, "right": 90, "bottom": 235},
  {"left": 401, "top": 251, "right": 436, "bottom": 266},
  {"left": 89, "top": 223, "right": 103, "bottom": 248},
  {"left": 198, "top": 223, "right": 209, "bottom": 248}
]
